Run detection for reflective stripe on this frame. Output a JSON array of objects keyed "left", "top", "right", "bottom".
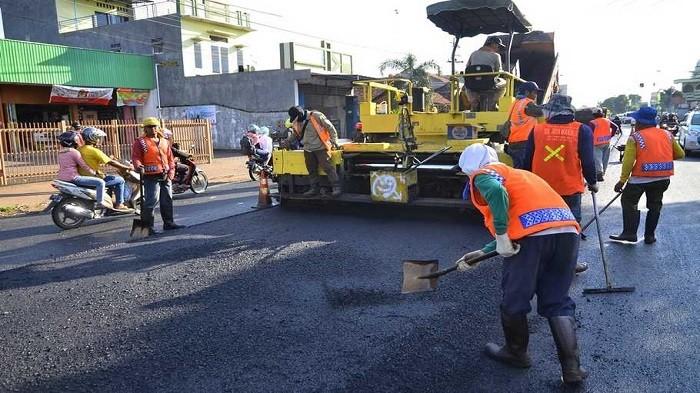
[
  {"left": 519, "top": 208, "right": 576, "bottom": 229},
  {"left": 642, "top": 162, "right": 673, "bottom": 171}
]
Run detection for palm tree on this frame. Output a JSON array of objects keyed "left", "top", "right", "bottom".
[{"left": 379, "top": 53, "right": 441, "bottom": 88}]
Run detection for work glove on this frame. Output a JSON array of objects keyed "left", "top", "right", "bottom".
[
  {"left": 587, "top": 183, "right": 599, "bottom": 193},
  {"left": 457, "top": 250, "right": 486, "bottom": 272},
  {"left": 495, "top": 234, "right": 520, "bottom": 257},
  {"left": 614, "top": 181, "right": 625, "bottom": 193}
]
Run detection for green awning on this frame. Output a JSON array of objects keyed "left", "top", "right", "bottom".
[{"left": 0, "top": 39, "right": 155, "bottom": 89}]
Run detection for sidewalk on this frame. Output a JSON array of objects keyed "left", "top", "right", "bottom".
[{"left": 0, "top": 150, "right": 252, "bottom": 215}]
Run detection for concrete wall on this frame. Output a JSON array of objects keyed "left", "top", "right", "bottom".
[
  {"left": 299, "top": 75, "right": 356, "bottom": 138},
  {"left": 0, "top": 0, "right": 61, "bottom": 43}
]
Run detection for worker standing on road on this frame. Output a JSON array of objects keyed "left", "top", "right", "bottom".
[
  {"left": 286, "top": 106, "right": 341, "bottom": 197},
  {"left": 590, "top": 108, "right": 620, "bottom": 181},
  {"left": 456, "top": 144, "right": 587, "bottom": 385},
  {"left": 610, "top": 106, "right": 684, "bottom": 244},
  {"left": 523, "top": 94, "right": 597, "bottom": 274},
  {"left": 131, "top": 117, "right": 184, "bottom": 234},
  {"left": 506, "top": 81, "right": 543, "bottom": 169}
]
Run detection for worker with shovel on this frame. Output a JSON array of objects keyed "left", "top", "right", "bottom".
[
  {"left": 523, "top": 94, "right": 598, "bottom": 274},
  {"left": 456, "top": 144, "right": 588, "bottom": 385}
]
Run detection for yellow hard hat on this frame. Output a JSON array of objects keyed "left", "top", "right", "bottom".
[
  {"left": 284, "top": 118, "right": 293, "bottom": 128},
  {"left": 143, "top": 117, "right": 160, "bottom": 127}
]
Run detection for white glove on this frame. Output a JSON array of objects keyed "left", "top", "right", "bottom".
[
  {"left": 495, "top": 234, "right": 520, "bottom": 257},
  {"left": 457, "top": 250, "right": 486, "bottom": 271}
]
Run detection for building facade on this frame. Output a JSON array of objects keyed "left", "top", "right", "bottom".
[{"left": 675, "top": 60, "right": 700, "bottom": 110}]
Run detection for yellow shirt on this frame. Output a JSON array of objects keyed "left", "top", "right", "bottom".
[{"left": 78, "top": 145, "right": 111, "bottom": 177}]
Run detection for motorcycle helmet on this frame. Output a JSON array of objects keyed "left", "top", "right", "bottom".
[
  {"left": 82, "top": 127, "right": 107, "bottom": 145},
  {"left": 58, "top": 131, "right": 79, "bottom": 148},
  {"left": 591, "top": 107, "right": 604, "bottom": 117},
  {"left": 259, "top": 126, "right": 270, "bottom": 136},
  {"left": 163, "top": 128, "right": 173, "bottom": 140}
]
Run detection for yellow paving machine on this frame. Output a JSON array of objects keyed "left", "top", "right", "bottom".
[{"left": 273, "top": 0, "right": 559, "bottom": 208}]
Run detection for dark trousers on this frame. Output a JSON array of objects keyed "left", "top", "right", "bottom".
[
  {"left": 304, "top": 149, "right": 339, "bottom": 187},
  {"left": 621, "top": 179, "right": 670, "bottom": 214},
  {"left": 507, "top": 142, "right": 527, "bottom": 169},
  {"left": 561, "top": 193, "right": 582, "bottom": 223},
  {"left": 501, "top": 233, "right": 579, "bottom": 318},
  {"left": 143, "top": 175, "right": 174, "bottom": 226}
]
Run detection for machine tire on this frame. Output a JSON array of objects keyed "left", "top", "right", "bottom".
[
  {"left": 51, "top": 197, "right": 89, "bottom": 230},
  {"left": 190, "top": 170, "right": 209, "bottom": 194}
]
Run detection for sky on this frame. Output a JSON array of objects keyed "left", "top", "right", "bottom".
[{"left": 230, "top": 0, "right": 699, "bottom": 107}]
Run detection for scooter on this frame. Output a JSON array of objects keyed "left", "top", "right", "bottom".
[
  {"left": 172, "top": 157, "right": 209, "bottom": 195},
  {"left": 46, "top": 168, "right": 141, "bottom": 230}
]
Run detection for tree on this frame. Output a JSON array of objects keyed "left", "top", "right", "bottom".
[
  {"left": 629, "top": 94, "right": 642, "bottom": 109},
  {"left": 379, "top": 53, "right": 441, "bottom": 88},
  {"left": 600, "top": 94, "right": 630, "bottom": 114}
]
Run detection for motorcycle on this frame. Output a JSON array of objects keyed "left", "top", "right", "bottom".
[
  {"left": 171, "top": 143, "right": 209, "bottom": 194},
  {"left": 246, "top": 154, "right": 273, "bottom": 181},
  {"left": 47, "top": 167, "right": 142, "bottom": 230}
]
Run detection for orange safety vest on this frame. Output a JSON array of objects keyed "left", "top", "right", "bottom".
[
  {"left": 531, "top": 121, "right": 585, "bottom": 196},
  {"left": 469, "top": 163, "right": 580, "bottom": 240},
  {"left": 137, "top": 137, "right": 170, "bottom": 175},
  {"left": 631, "top": 127, "right": 675, "bottom": 177},
  {"left": 508, "top": 98, "right": 538, "bottom": 143},
  {"left": 309, "top": 113, "right": 333, "bottom": 151},
  {"left": 591, "top": 118, "right": 613, "bottom": 146}
]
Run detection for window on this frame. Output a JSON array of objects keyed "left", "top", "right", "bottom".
[
  {"left": 211, "top": 46, "right": 221, "bottom": 73},
  {"left": 194, "top": 42, "right": 202, "bottom": 69},
  {"left": 94, "top": 12, "right": 128, "bottom": 27},
  {"left": 152, "top": 38, "right": 164, "bottom": 54},
  {"left": 110, "top": 43, "right": 121, "bottom": 52},
  {"left": 691, "top": 114, "right": 700, "bottom": 126},
  {"left": 211, "top": 45, "right": 229, "bottom": 74}
]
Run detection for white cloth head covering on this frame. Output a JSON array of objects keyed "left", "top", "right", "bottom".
[
  {"left": 162, "top": 128, "right": 173, "bottom": 140},
  {"left": 458, "top": 144, "right": 499, "bottom": 176},
  {"left": 259, "top": 126, "right": 270, "bottom": 136}
]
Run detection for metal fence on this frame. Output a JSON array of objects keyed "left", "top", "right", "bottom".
[{"left": 0, "top": 119, "right": 212, "bottom": 186}]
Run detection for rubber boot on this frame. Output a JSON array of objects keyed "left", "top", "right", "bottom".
[
  {"left": 644, "top": 210, "right": 661, "bottom": 244},
  {"left": 548, "top": 316, "right": 589, "bottom": 385},
  {"left": 302, "top": 184, "right": 320, "bottom": 197},
  {"left": 142, "top": 208, "right": 160, "bottom": 235},
  {"left": 484, "top": 312, "right": 532, "bottom": 368},
  {"left": 575, "top": 262, "right": 588, "bottom": 274},
  {"left": 609, "top": 210, "right": 640, "bottom": 242},
  {"left": 331, "top": 185, "right": 342, "bottom": 198}
]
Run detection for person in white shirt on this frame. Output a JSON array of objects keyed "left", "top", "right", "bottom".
[{"left": 258, "top": 126, "right": 274, "bottom": 165}]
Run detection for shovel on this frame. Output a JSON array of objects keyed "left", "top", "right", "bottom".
[
  {"left": 402, "top": 250, "right": 499, "bottom": 294},
  {"left": 582, "top": 192, "right": 635, "bottom": 295},
  {"left": 130, "top": 168, "right": 151, "bottom": 239}
]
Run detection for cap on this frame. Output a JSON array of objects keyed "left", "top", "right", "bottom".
[{"left": 485, "top": 36, "right": 506, "bottom": 49}]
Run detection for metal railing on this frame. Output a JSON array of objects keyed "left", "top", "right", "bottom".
[
  {"left": 0, "top": 119, "right": 212, "bottom": 186},
  {"left": 179, "top": 0, "right": 251, "bottom": 28}
]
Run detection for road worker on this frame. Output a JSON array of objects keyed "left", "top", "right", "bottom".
[
  {"left": 610, "top": 106, "right": 684, "bottom": 244},
  {"left": 590, "top": 107, "right": 620, "bottom": 181},
  {"left": 464, "top": 36, "right": 508, "bottom": 111},
  {"left": 131, "top": 117, "right": 183, "bottom": 234},
  {"left": 286, "top": 106, "right": 341, "bottom": 197},
  {"left": 523, "top": 94, "right": 597, "bottom": 273},
  {"left": 456, "top": 144, "right": 587, "bottom": 385},
  {"left": 506, "top": 81, "right": 544, "bottom": 169}
]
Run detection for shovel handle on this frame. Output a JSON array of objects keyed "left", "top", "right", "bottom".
[{"left": 418, "top": 250, "right": 499, "bottom": 279}]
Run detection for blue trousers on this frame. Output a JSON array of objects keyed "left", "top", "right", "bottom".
[
  {"left": 143, "top": 176, "right": 174, "bottom": 225},
  {"left": 501, "top": 233, "right": 579, "bottom": 318},
  {"left": 73, "top": 176, "right": 106, "bottom": 203},
  {"left": 561, "top": 193, "right": 582, "bottom": 223},
  {"left": 103, "top": 175, "right": 126, "bottom": 205},
  {"left": 507, "top": 142, "right": 527, "bottom": 169}
]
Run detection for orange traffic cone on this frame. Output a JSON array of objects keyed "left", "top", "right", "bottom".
[{"left": 255, "top": 171, "right": 273, "bottom": 209}]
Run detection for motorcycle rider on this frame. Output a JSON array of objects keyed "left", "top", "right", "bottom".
[
  {"left": 56, "top": 131, "right": 110, "bottom": 210},
  {"left": 163, "top": 129, "right": 191, "bottom": 185},
  {"left": 78, "top": 127, "right": 133, "bottom": 211},
  {"left": 257, "top": 126, "right": 274, "bottom": 165}
]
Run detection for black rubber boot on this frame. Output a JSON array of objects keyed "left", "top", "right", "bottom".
[
  {"left": 575, "top": 262, "right": 588, "bottom": 274},
  {"left": 548, "top": 316, "right": 589, "bottom": 385},
  {"left": 302, "top": 184, "right": 320, "bottom": 197},
  {"left": 484, "top": 312, "right": 532, "bottom": 368},
  {"left": 609, "top": 210, "right": 640, "bottom": 242},
  {"left": 644, "top": 210, "right": 661, "bottom": 244},
  {"left": 142, "top": 208, "right": 160, "bottom": 235}
]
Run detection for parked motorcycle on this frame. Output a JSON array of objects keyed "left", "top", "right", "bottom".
[
  {"left": 47, "top": 168, "right": 141, "bottom": 230},
  {"left": 246, "top": 155, "right": 273, "bottom": 181}
]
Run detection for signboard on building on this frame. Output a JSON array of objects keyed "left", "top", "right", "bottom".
[
  {"left": 49, "top": 85, "right": 113, "bottom": 105},
  {"left": 116, "top": 88, "right": 150, "bottom": 106}
]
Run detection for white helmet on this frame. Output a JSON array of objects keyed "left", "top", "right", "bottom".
[{"left": 259, "top": 126, "right": 270, "bottom": 136}]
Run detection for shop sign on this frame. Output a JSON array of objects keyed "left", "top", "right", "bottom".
[
  {"left": 116, "top": 88, "right": 150, "bottom": 107},
  {"left": 49, "top": 85, "right": 113, "bottom": 106}
]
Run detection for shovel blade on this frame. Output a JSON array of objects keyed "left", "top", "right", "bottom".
[
  {"left": 401, "top": 259, "right": 439, "bottom": 294},
  {"left": 130, "top": 218, "right": 151, "bottom": 239},
  {"left": 583, "top": 286, "right": 636, "bottom": 295}
]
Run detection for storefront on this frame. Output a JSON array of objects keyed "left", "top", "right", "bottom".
[{"left": 0, "top": 39, "right": 155, "bottom": 126}]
